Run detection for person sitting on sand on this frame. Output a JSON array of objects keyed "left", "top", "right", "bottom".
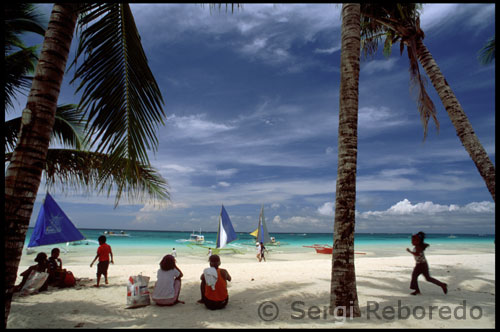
[
  {"left": 197, "top": 254, "right": 231, "bottom": 310},
  {"left": 47, "top": 248, "right": 65, "bottom": 286},
  {"left": 90, "top": 235, "right": 114, "bottom": 287},
  {"left": 48, "top": 248, "right": 76, "bottom": 288},
  {"left": 407, "top": 231, "right": 447, "bottom": 296},
  {"left": 152, "top": 254, "right": 185, "bottom": 306},
  {"left": 14, "top": 252, "right": 49, "bottom": 292}
]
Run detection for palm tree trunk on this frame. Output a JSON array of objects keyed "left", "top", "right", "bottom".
[
  {"left": 330, "top": 3, "right": 361, "bottom": 318},
  {"left": 4, "top": 4, "right": 78, "bottom": 326},
  {"left": 415, "top": 39, "right": 496, "bottom": 202}
]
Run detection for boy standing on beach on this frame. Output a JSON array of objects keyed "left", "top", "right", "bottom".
[{"left": 90, "top": 235, "right": 114, "bottom": 287}]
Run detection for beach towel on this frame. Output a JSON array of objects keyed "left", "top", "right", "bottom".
[
  {"left": 126, "top": 274, "right": 151, "bottom": 308},
  {"left": 203, "top": 267, "right": 218, "bottom": 291},
  {"left": 20, "top": 270, "right": 49, "bottom": 296}
]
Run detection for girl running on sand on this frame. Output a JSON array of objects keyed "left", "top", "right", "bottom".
[{"left": 407, "top": 231, "right": 448, "bottom": 295}]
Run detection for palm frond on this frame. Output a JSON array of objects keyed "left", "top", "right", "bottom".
[
  {"left": 5, "top": 149, "right": 170, "bottom": 208},
  {"left": 5, "top": 104, "right": 86, "bottom": 152},
  {"left": 406, "top": 39, "right": 439, "bottom": 140},
  {"left": 4, "top": 3, "right": 46, "bottom": 52},
  {"left": 70, "top": 3, "right": 165, "bottom": 168},
  {"left": 478, "top": 35, "right": 495, "bottom": 65},
  {"left": 4, "top": 46, "right": 39, "bottom": 111},
  {"left": 360, "top": 3, "right": 438, "bottom": 140}
]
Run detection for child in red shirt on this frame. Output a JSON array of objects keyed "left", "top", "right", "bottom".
[{"left": 90, "top": 235, "right": 114, "bottom": 287}]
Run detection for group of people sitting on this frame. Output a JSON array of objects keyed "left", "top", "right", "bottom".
[
  {"left": 151, "top": 254, "right": 231, "bottom": 310},
  {"left": 15, "top": 248, "right": 230, "bottom": 310},
  {"left": 14, "top": 248, "right": 76, "bottom": 294}
]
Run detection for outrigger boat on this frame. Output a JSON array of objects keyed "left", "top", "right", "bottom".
[
  {"left": 249, "top": 205, "right": 280, "bottom": 246},
  {"left": 188, "top": 229, "right": 205, "bottom": 244},
  {"left": 303, "top": 244, "right": 366, "bottom": 255},
  {"left": 187, "top": 205, "right": 241, "bottom": 254}
]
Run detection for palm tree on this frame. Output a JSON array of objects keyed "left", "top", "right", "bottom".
[
  {"left": 329, "top": 3, "right": 361, "bottom": 318},
  {"left": 360, "top": 4, "right": 495, "bottom": 202},
  {"left": 4, "top": 4, "right": 166, "bottom": 324}
]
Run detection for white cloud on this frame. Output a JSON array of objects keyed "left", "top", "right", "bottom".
[
  {"left": 315, "top": 44, "right": 341, "bottom": 54},
  {"left": 361, "top": 58, "right": 399, "bottom": 75},
  {"left": 317, "top": 202, "right": 334, "bottom": 217},
  {"left": 167, "top": 114, "right": 234, "bottom": 140},
  {"left": 218, "top": 181, "right": 231, "bottom": 187},
  {"left": 358, "top": 105, "right": 407, "bottom": 129},
  {"left": 358, "top": 199, "right": 494, "bottom": 218},
  {"left": 161, "top": 164, "right": 195, "bottom": 173},
  {"left": 325, "top": 146, "right": 335, "bottom": 155},
  {"left": 420, "top": 4, "right": 494, "bottom": 33},
  {"left": 216, "top": 168, "right": 239, "bottom": 178}
]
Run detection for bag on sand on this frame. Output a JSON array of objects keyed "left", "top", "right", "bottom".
[
  {"left": 20, "top": 270, "right": 49, "bottom": 296},
  {"left": 63, "top": 271, "right": 76, "bottom": 287},
  {"left": 126, "top": 274, "right": 151, "bottom": 308}
]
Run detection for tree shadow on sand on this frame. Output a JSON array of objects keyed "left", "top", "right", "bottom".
[{"left": 7, "top": 264, "right": 495, "bottom": 328}]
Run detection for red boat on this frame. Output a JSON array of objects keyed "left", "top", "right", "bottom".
[
  {"left": 303, "top": 244, "right": 366, "bottom": 255},
  {"left": 303, "top": 244, "right": 333, "bottom": 254}
]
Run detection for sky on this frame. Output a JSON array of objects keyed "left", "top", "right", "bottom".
[{"left": 6, "top": 4, "right": 495, "bottom": 234}]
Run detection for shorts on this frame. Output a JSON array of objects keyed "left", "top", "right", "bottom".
[
  {"left": 204, "top": 296, "right": 229, "bottom": 310},
  {"left": 97, "top": 261, "right": 109, "bottom": 277}
]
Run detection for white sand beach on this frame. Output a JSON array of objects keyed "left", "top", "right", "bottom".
[{"left": 8, "top": 249, "right": 495, "bottom": 328}]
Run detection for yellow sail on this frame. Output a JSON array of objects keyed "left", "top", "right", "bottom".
[{"left": 249, "top": 228, "right": 259, "bottom": 238}]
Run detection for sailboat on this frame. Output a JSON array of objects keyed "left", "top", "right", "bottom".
[
  {"left": 250, "top": 205, "right": 280, "bottom": 246},
  {"left": 26, "top": 193, "right": 86, "bottom": 254},
  {"left": 185, "top": 205, "right": 241, "bottom": 254},
  {"left": 216, "top": 204, "right": 238, "bottom": 249}
]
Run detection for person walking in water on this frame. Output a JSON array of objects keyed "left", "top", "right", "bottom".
[{"left": 407, "top": 232, "right": 447, "bottom": 295}]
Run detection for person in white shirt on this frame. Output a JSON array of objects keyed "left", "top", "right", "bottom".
[
  {"left": 152, "top": 254, "right": 184, "bottom": 306},
  {"left": 171, "top": 248, "right": 177, "bottom": 258},
  {"left": 256, "top": 242, "right": 261, "bottom": 262}
]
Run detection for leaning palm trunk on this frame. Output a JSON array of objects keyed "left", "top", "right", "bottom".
[
  {"left": 415, "top": 39, "right": 496, "bottom": 202},
  {"left": 4, "top": 4, "right": 78, "bottom": 325},
  {"left": 330, "top": 3, "right": 361, "bottom": 318}
]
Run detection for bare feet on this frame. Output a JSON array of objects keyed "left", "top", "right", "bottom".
[
  {"left": 93, "top": 284, "right": 99, "bottom": 288},
  {"left": 410, "top": 290, "right": 420, "bottom": 295},
  {"left": 197, "top": 299, "right": 204, "bottom": 304},
  {"left": 442, "top": 283, "right": 448, "bottom": 294}
]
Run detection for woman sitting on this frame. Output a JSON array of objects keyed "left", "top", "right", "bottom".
[
  {"left": 14, "top": 252, "right": 49, "bottom": 293},
  {"left": 151, "top": 254, "right": 184, "bottom": 306}
]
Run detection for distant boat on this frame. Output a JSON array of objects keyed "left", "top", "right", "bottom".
[
  {"left": 188, "top": 229, "right": 205, "bottom": 244},
  {"left": 103, "top": 230, "right": 130, "bottom": 237},
  {"left": 249, "top": 205, "right": 280, "bottom": 246},
  {"left": 303, "top": 244, "right": 366, "bottom": 255},
  {"left": 303, "top": 244, "right": 333, "bottom": 254},
  {"left": 26, "top": 193, "right": 86, "bottom": 254},
  {"left": 448, "top": 235, "right": 457, "bottom": 239}
]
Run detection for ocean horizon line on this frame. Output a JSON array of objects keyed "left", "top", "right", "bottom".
[{"left": 26, "top": 227, "right": 495, "bottom": 236}]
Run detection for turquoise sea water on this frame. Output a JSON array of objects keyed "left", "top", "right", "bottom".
[{"left": 23, "top": 228, "right": 495, "bottom": 257}]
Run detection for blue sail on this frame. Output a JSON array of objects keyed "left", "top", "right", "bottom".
[
  {"left": 28, "top": 193, "right": 85, "bottom": 247},
  {"left": 216, "top": 205, "right": 238, "bottom": 248},
  {"left": 257, "top": 205, "right": 271, "bottom": 244}
]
